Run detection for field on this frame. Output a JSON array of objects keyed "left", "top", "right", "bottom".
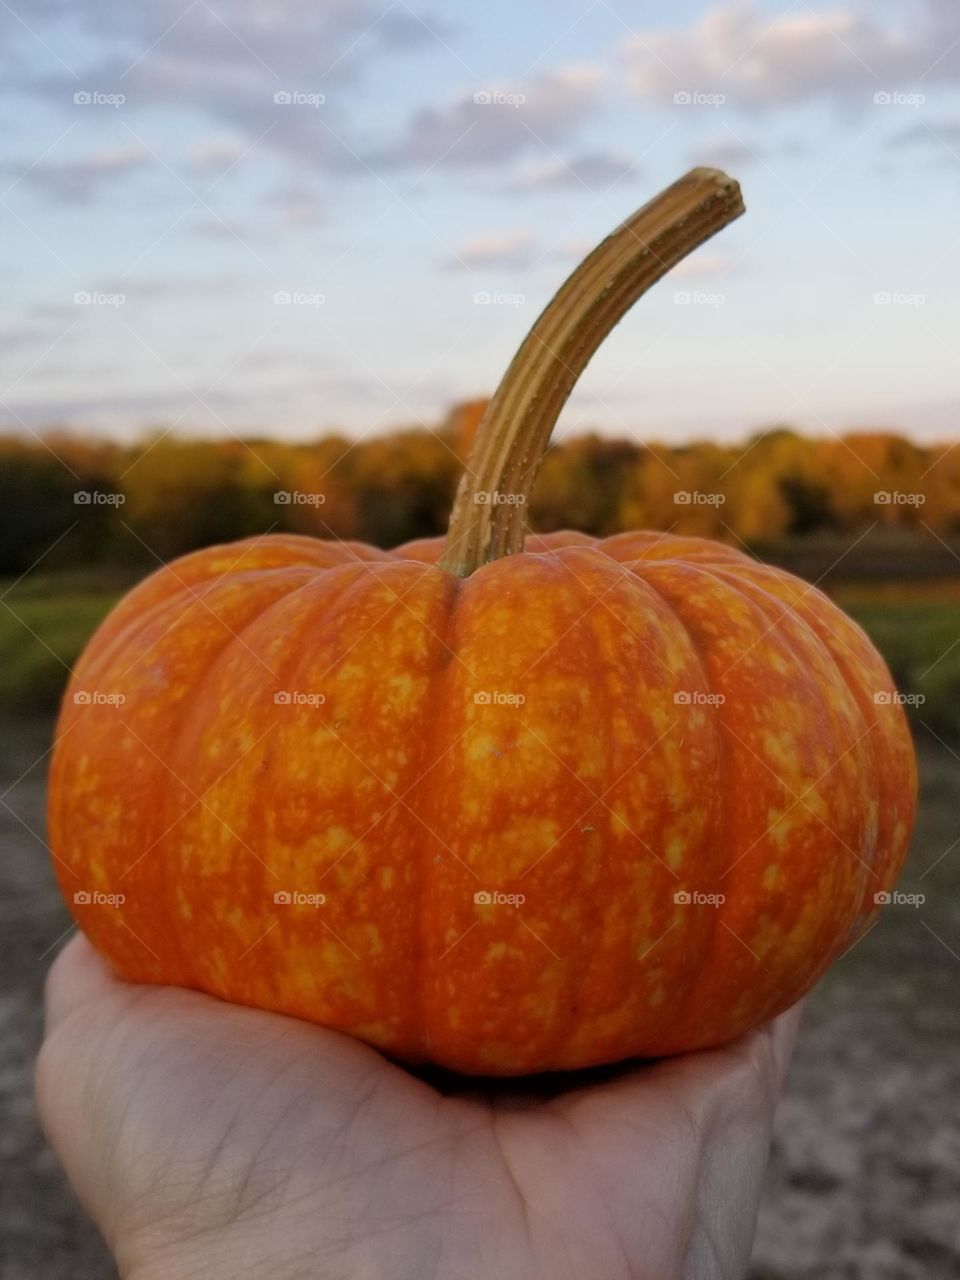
[{"left": 1, "top": 562, "right": 959, "bottom": 1277}]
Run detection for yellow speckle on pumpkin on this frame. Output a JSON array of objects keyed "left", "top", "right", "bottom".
[{"left": 665, "top": 835, "right": 686, "bottom": 871}]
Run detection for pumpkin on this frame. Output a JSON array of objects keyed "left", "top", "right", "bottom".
[{"left": 48, "top": 170, "right": 916, "bottom": 1076}]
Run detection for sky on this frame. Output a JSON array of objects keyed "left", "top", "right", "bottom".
[{"left": 1, "top": 0, "right": 959, "bottom": 445}]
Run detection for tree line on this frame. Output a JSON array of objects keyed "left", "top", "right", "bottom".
[{"left": 0, "top": 406, "right": 955, "bottom": 576}]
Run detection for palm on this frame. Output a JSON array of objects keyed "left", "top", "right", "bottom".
[{"left": 38, "top": 937, "right": 798, "bottom": 1280}]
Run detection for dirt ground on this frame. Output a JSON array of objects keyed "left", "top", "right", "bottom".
[{"left": 2, "top": 717, "right": 958, "bottom": 1279}]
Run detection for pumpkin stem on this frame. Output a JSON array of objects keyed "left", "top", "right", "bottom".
[{"left": 439, "top": 167, "right": 745, "bottom": 576}]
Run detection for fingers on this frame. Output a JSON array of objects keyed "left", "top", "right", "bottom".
[
  {"left": 44, "top": 932, "right": 121, "bottom": 1034},
  {"left": 759, "top": 1000, "right": 805, "bottom": 1094}
]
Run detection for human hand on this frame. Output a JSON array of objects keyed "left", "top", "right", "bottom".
[{"left": 37, "top": 935, "right": 800, "bottom": 1280}]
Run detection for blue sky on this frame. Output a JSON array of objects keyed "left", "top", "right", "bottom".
[{"left": 1, "top": 0, "right": 959, "bottom": 443}]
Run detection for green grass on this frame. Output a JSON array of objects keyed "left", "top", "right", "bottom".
[
  {"left": 0, "top": 580, "right": 123, "bottom": 713},
  {"left": 842, "top": 599, "right": 960, "bottom": 745},
  {"left": 2, "top": 570, "right": 960, "bottom": 743}
]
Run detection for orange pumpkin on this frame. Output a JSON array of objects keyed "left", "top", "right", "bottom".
[{"left": 48, "top": 171, "right": 916, "bottom": 1075}]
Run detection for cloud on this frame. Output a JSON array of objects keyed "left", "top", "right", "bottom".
[
  {"left": 623, "top": 1, "right": 960, "bottom": 109},
  {"left": 505, "top": 149, "right": 639, "bottom": 192},
  {"left": 100, "top": 271, "right": 249, "bottom": 298},
  {"left": 446, "top": 228, "right": 536, "bottom": 270},
  {"left": 14, "top": 1, "right": 443, "bottom": 173},
  {"left": 889, "top": 118, "right": 960, "bottom": 149},
  {"left": 188, "top": 215, "right": 253, "bottom": 240},
  {"left": 670, "top": 250, "right": 738, "bottom": 279},
  {"left": 187, "top": 136, "right": 249, "bottom": 173},
  {"left": 0, "top": 324, "right": 62, "bottom": 353},
  {"left": 11, "top": 145, "right": 149, "bottom": 202},
  {"left": 378, "top": 66, "right": 604, "bottom": 169},
  {"left": 688, "top": 137, "right": 763, "bottom": 169},
  {"left": 265, "top": 184, "right": 328, "bottom": 227}
]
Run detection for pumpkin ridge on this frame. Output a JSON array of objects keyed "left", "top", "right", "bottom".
[
  {"left": 712, "top": 563, "right": 913, "bottom": 951},
  {"left": 709, "top": 568, "right": 870, "bottom": 977},
  {"left": 155, "top": 563, "right": 372, "bottom": 988},
  {"left": 80, "top": 533, "right": 372, "bottom": 660},
  {"left": 526, "top": 548, "right": 627, "bottom": 1065},
  {"left": 624, "top": 555, "right": 735, "bottom": 1046},
  {"left": 67, "top": 565, "right": 322, "bottom": 707},
  {"left": 51, "top": 560, "right": 334, "bottom": 988},
  {"left": 275, "top": 558, "right": 449, "bottom": 1051},
  {"left": 408, "top": 566, "right": 463, "bottom": 1063}
]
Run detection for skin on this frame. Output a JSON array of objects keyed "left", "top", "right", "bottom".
[{"left": 38, "top": 935, "right": 802, "bottom": 1280}]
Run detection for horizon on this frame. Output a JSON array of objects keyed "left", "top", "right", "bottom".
[{"left": 5, "top": 413, "right": 958, "bottom": 453}]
